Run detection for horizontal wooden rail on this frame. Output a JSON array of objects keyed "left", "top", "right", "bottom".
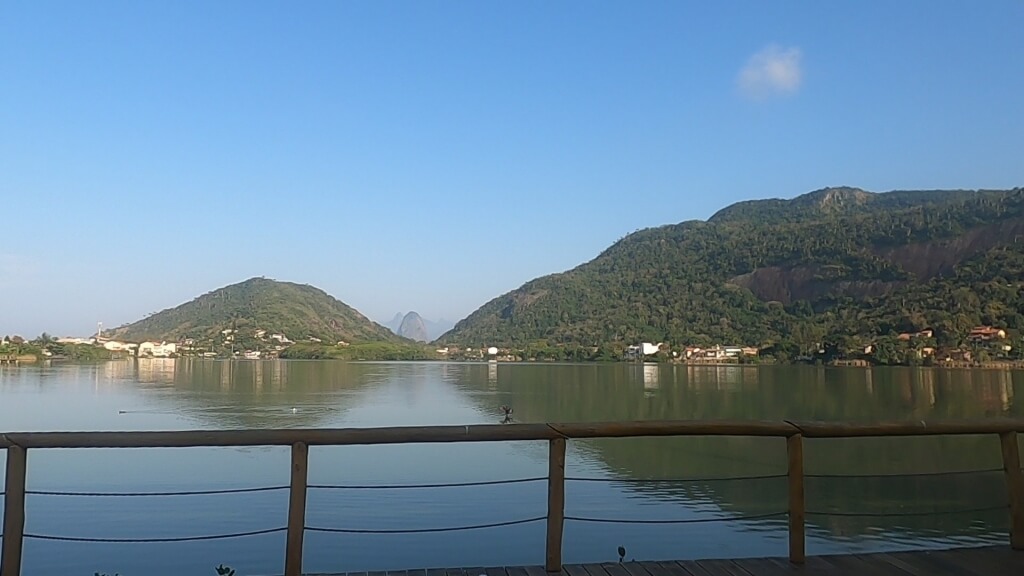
[
  {"left": 792, "top": 419, "right": 1024, "bottom": 438},
  {"left": 3, "top": 418, "right": 1024, "bottom": 448}
]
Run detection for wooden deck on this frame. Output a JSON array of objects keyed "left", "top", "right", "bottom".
[{"left": 317, "top": 546, "right": 1024, "bottom": 576}]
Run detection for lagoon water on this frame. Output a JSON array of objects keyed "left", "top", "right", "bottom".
[{"left": 0, "top": 360, "right": 1022, "bottom": 575}]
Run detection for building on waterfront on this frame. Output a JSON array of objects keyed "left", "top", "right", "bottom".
[{"left": 138, "top": 341, "right": 177, "bottom": 358}]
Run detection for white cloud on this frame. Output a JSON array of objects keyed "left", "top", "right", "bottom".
[{"left": 737, "top": 44, "right": 802, "bottom": 100}]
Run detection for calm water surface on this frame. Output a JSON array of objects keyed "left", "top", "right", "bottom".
[{"left": 0, "top": 360, "right": 1022, "bottom": 575}]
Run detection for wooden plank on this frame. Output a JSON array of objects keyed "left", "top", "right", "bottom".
[
  {"left": 5, "top": 419, "right": 1024, "bottom": 448},
  {"left": 1001, "top": 431, "right": 1024, "bottom": 549},
  {"left": 691, "top": 559, "right": 753, "bottom": 576},
  {"left": 796, "top": 557, "right": 846, "bottom": 574},
  {"left": 485, "top": 566, "right": 509, "bottom": 576},
  {"left": 314, "top": 549, "right": 1024, "bottom": 576},
  {"left": 546, "top": 437, "right": 566, "bottom": 573},
  {"left": 803, "top": 556, "right": 854, "bottom": 575},
  {"left": 926, "top": 547, "right": 1024, "bottom": 576},
  {"left": 284, "top": 442, "right": 309, "bottom": 576},
  {"left": 1, "top": 445, "right": 27, "bottom": 576},
  {"left": 786, "top": 433, "right": 805, "bottom": 565},
  {"left": 723, "top": 557, "right": 792, "bottom": 575},
  {"left": 599, "top": 563, "right": 632, "bottom": 576},
  {"left": 819, "top": 554, "right": 911, "bottom": 576},
  {"left": 526, "top": 566, "right": 554, "bottom": 576},
  {"left": 563, "top": 565, "right": 590, "bottom": 576},
  {"left": 634, "top": 564, "right": 666, "bottom": 576},
  {"left": 620, "top": 561, "right": 653, "bottom": 576},
  {"left": 867, "top": 552, "right": 941, "bottom": 576},
  {"left": 0, "top": 420, "right": 800, "bottom": 449},
  {"left": 791, "top": 419, "right": 1024, "bottom": 438},
  {"left": 859, "top": 552, "right": 928, "bottom": 576},
  {"left": 889, "top": 549, "right": 980, "bottom": 576},
  {"left": 948, "top": 546, "right": 1024, "bottom": 573},
  {"left": 580, "top": 564, "right": 611, "bottom": 576},
  {"left": 658, "top": 561, "right": 707, "bottom": 576}
]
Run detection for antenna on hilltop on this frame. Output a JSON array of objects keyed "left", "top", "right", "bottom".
[{"left": 97, "top": 322, "right": 103, "bottom": 339}]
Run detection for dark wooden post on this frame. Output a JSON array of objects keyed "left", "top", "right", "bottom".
[
  {"left": 787, "top": 434, "right": 805, "bottom": 564},
  {"left": 1000, "top": 432, "right": 1024, "bottom": 550},
  {"left": 546, "top": 437, "right": 566, "bottom": 573},
  {"left": 1, "top": 445, "right": 27, "bottom": 576},
  {"left": 284, "top": 442, "right": 309, "bottom": 576}
]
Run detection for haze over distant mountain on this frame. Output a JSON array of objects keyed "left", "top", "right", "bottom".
[
  {"left": 440, "top": 186, "right": 1024, "bottom": 359},
  {"left": 394, "top": 312, "right": 428, "bottom": 342},
  {"left": 113, "top": 277, "right": 401, "bottom": 344},
  {"left": 385, "top": 312, "right": 454, "bottom": 341}
]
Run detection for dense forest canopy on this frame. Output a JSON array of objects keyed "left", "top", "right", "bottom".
[
  {"left": 112, "top": 277, "right": 402, "bottom": 345},
  {"left": 440, "top": 187, "right": 1024, "bottom": 363}
]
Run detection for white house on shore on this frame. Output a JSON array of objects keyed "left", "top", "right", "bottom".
[
  {"left": 626, "top": 342, "right": 664, "bottom": 359},
  {"left": 103, "top": 341, "right": 138, "bottom": 352},
  {"left": 138, "top": 342, "right": 177, "bottom": 358}
]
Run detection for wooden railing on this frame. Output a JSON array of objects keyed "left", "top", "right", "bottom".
[{"left": 2, "top": 419, "right": 1024, "bottom": 576}]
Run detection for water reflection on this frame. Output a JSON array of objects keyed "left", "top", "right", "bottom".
[
  {"left": 445, "top": 363, "right": 1023, "bottom": 547},
  {"left": 1, "top": 362, "right": 1022, "bottom": 575}
]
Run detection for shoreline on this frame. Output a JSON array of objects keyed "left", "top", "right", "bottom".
[{"left": 11, "top": 355, "right": 1024, "bottom": 370}]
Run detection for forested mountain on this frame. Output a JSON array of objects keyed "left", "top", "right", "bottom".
[
  {"left": 440, "top": 187, "right": 1024, "bottom": 360},
  {"left": 113, "top": 277, "right": 401, "bottom": 344}
]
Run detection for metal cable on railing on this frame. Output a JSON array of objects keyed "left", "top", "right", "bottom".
[
  {"left": 8, "top": 479, "right": 549, "bottom": 544},
  {"left": 20, "top": 478, "right": 548, "bottom": 496},
  {"left": 25, "top": 485, "right": 288, "bottom": 497},
  {"left": 22, "top": 526, "right": 286, "bottom": 543},
  {"left": 305, "top": 516, "right": 546, "bottom": 534},
  {"left": 806, "top": 505, "right": 1008, "bottom": 518},
  {"left": 805, "top": 468, "right": 1003, "bottom": 479},
  {"left": 564, "top": 511, "right": 789, "bottom": 524},
  {"left": 308, "top": 477, "right": 546, "bottom": 489},
  {"left": 566, "top": 473, "right": 786, "bottom": 483}
]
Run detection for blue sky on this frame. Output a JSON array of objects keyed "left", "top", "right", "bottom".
[{"left": 1, "top": 1, "right": 1022, "bottom": 338}]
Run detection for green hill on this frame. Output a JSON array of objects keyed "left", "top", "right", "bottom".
[
  {"left": 439, "top": 186, "right": 1024, "bottom": 362},
  {"left": 112, "top": 277, "right": 401, "bottom": 345}
]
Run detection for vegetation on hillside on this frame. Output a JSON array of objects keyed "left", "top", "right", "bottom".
[
  {"left": 279, "top": 341, "right": 439, "bottom": 361},
  {"left": 111, "top": 277, "right": 403, "bottom": 345},
  {"left": 1, "top": 334, "right": 116, "bottom": 361},
  {"left": 440, "top": 187, "right": 1024, "bottom": 364}
]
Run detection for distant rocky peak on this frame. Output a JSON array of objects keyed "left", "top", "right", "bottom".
[
  {"left": 398, "top": 311, "right": 429, "bottom": 342},
  {"left": 386, "top": 312, "right": 405, "bottom": 333},
  {"left": 795, "top": 186, "right": 873, "bottom": 209}
]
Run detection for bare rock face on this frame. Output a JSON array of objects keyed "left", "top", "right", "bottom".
[{"left": 398, "top": 311, "right": 430, "bottom": 342}]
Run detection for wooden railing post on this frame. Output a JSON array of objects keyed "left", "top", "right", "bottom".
[
  {"left": 545, "top": 437, "right": 566, "bottom": 573},
  {"left": 1, "top": 445, "right": 27, "bottom": 576},
  {"left": 787, "top": 434, "right": 805, "bottom": 564},
  {"left": 1000, "top": 432, "right": 1024, "bottom": 550},
  {"left": 284, "top": 442, "right": 308, "bottom": 576}
]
